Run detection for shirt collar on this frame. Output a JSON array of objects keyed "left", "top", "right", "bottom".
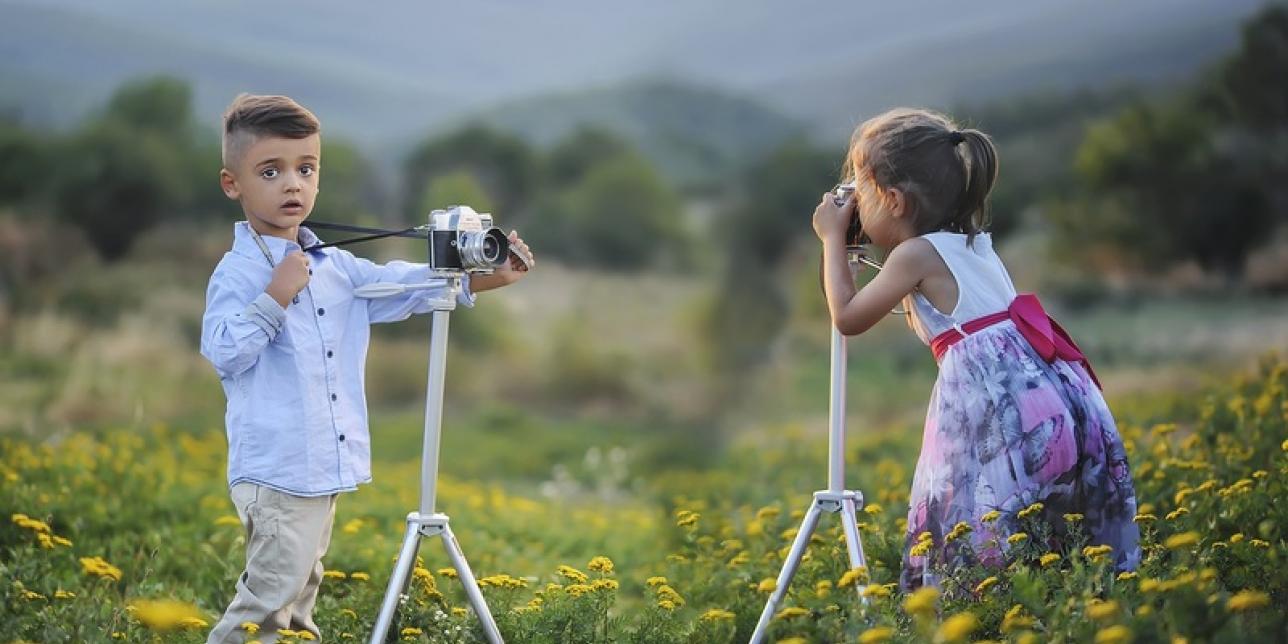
[{"left": 232, "top": 221, "right": 324, "bottom": 264}]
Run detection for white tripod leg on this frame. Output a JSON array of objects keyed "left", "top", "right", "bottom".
[
  {"left": 442, "top": 523, "right": 503, "bottom": 643},
  {"left": 370, "top": 521, "right": 422, "bottom": 643},
  {"left": 839, "top": 497, "right": 869, "bottom": 602},
  {"left": 749, "top": 500, "right": 823, "bottom": 644}
]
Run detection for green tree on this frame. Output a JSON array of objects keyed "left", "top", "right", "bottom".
[
  {"left": 0, "top": 121, "right": 50, "bottom": 206},
  {"left": 311, "top": 140, "right": 380, "bottom": 224},
  {"left": 403, "top": 125, "right": 536, "bottom": 219},
  {"left": 419, "top": 169, "right": 495, "bottom": 217}
]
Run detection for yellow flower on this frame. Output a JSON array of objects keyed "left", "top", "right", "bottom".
[
  {"left": 349, "top": 572, "right": 370, "bottom": 581},
  {"left": 54, "top": 590, "right": 75, "bottom": 599},
  {"left": 1116, "top": 572, "right": 1138, "bottom": 582},
  {"left": 837, "top": 566, "right": 867, "bottom": 587},
  {"left": 861, "top": 583, "right": 891, "bottom": 598},
  {"left": 214, "top": 515, "right": 241, "bottom": 527},
  {"left": 774, "top": 607, "right": 810, "bottom": 620},
  {"left": 1229, "top": 533, "right": 1245, "bottom": 543},
  {"left": 297, "top": 631, "right": 317, "bottom": 640},
  {"left": 756, "top": 578, "right": 777, "bottom": 593},
  {"left": 241, "top": 622, "right": 261, "bottom": 634},
  {"left": 675, "top": 510, "right": 699, "bottom": 527},
  {"left": 859, "top": 627, "right": 894, "bottom": 643},
  {"left": 592, "top": 578, "right": 619, "bottom": 591},
  {"left": 657, "top": 599, "right": 677, "bottom": 611},
  {"left": 80, "top": 556, "right": 123, "bottom": 582},
  {"left": 902, "top": 586, "right": 939, "bottom": 617},
  {"left": 981, "top": 510, "right": 1002, "bottom": 523},
  {"left": 52, "top": 535, "right": 73, "bottom": 548},
  {"left": 1017, "top": 502, "right": 1044, "bottom": 519},
  {"left": 1250, "top": 539, "right": 1270, "bottom": 549},
  {"left": 1087, "top": 599, "right": 1119, "bottom": 621},
  {"left": 699, "top": 608, "right": 736, "bottom": 622},
  {"left": 1227, "top": 590, "right": 1270, "bottom": 612},
  {"left": 974, "top": 576, "right": 1000, "bottom": 594},
  {"left": 323, "top": 571, "right": 347, "bottom": 580},
  {"left": 452, "top": 607, "right": 468, "bottom": 617},
  {"left": 778, "top": 639, "right": 807, "bottom": 644},
  {"left": 646, "top": 576, "right": 668, "bottom": 587},
  {"left": 1007, "top": 532, "right": 1029, "bottom": 546},
  {"left": 1133, "top": 513, "right": 1157, "bottom": 524},
  {"left": 864, "top": 503, "right": 883, "bottom": 515},
  {"left": 557, "top": 564, "right": 589, "bottom": 584},
  {"left": 934, "top": 612, "right": 979, "bottom": 643},
  {"left": 21, "top": 590, "right": 45, "bottom": 601},
  {"left": 1040, "top": 553, "right": 1061, "bottom": 568},
  {"left": 1164, "top": 531, "right": 1200, "bottom": 550},
  {"left": 131, "top": 599, "right": 208, "bottom": 631},
  {"left": 587, "top": 556, "right": 614, "bottom": 574},
  {"left": 815, "top": 580, "right": 832, "bottom": 598},
  {"left": 566, "top": 583, "right": 593, "bottom": 597},
  {"left": 1165, "top": 508, "right": 1189, "bottom": 521},
  {"left": 400, "top": 627, "right": 422, "bottom": 637},
  {"left": 438, "top": 567, "right": 458, "bottom": 578},
  {"left": 910, "top": 540, "right": 933, "bottom": 557},
  {"left": 1063, "top": 513, "right": 1085, "bottom": 523},
  {"left": 1094, "top": 625, "right": 1132, "bottom": 644},
  {"left": 179, "top": 617, "right": 209, "bottom": 629},
  {"left": 1002, "top": 604, "right": 1035, "bottom": 633}
]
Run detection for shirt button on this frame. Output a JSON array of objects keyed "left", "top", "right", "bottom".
[
  {"left": 326, "top": 350, "right": 333, "bottom": 358},
  {"left": 331, "top": 393, "right": 338, "bottom": 401},
  {"left": 317, "top": 307, "right": 325, "bottom": 316},
  {"left": 338, "top": 434, "right": 346, "bottom": 442}
]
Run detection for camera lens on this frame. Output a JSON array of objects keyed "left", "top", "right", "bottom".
[{"left": 458, "top": 228, "right": 509, "bottom": 269}]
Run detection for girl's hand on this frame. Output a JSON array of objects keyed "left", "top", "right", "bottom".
[{"left": 813, "top": 192, "right": 854, "bottom": 242}]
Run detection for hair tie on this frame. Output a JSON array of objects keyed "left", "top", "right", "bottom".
[{"left": 950, "top": 131, "right": 966, "bottom": 145}]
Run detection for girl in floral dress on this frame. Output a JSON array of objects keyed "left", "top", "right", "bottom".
[{"left": 812, "top": 108, "right": 1140, "bottom": 591}]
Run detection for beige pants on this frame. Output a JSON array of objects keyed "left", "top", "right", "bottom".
[{"left": 207, "top": 483, "right": 338, "bottom": 644}]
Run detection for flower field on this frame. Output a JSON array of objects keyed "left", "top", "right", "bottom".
[{"left": 2, "top": 357, "right": 1285, "bottom": 643}]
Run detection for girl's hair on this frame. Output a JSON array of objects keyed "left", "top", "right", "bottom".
[{"left": 844, "top": 108, "right": 998, "bottom": 243}]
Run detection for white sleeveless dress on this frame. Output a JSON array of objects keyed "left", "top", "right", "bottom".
[{"left": 898, "top": 233, "right": 1140, "bottom": 591}]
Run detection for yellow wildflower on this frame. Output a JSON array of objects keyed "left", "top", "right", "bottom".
[
  {"left": 657, "top": 599, "right": 677, "bottom": 611},
  {"left": 1094, "top": 625, "right": 1132, "bottom": 644},
  {"left": 774, "top": 607, "right": 810, "bottom": 620},
  {"left": 241, "top": 622, "right": 261, "bottom": 635},
  {"left": 1227, "top": 590, "right": 1270, "bottom": 612},
  {"left": 981, "top": 510, "right": 1002, "bottom": 523},
  {"left": 1087, "top": 599, "right": 1119, "bottom": 621},
  {"left": 861, "top": 583, "right": 891, "bottom": 598},
  {"left": 557, "top": 565, "right": 588, "bottom": 584},
  {"left": 438, "top": 567, "right": 458, "bottom": 578},
  {"left": 974, "top": 576, "right": 1000, "bottom": 594},
  {"left": 400, "top": 627, "right": 422, "bottom": 637},
  {"left": 700, "top": 608, "right": 736, "bottom": 621},
  {"left": 1229, "top": 533, "right": 1245, "bottom": 543},
  {"left": 865, "top": 503, "right": 883, "bottom": 515},
  {"left": 214, "top": 515, "right": 241, "bottom": 527},
  {"left": 675, "top": 510, "right": 699, "bottom": 527},
  {"left": 1063, "top": 513, "right": 1085, "bottom": 523},
  {"left": 80, "top": 556, "right": 123, "bottom": 582},
  {"left": 323, "top": 571, "right": 347, "bottom": 580},
  {"left": 54, "top": 590, "right": 75, "bottom": 599},
  {"left": 587, "top": 556, "right": 614, "bottom": 574},
  {"left": 1017, "top": 502, "right": 1044, "bottom": 519},
  {"left": 1040, "top": 553, "right": 1061, "bottom": 568},
  {"left": 859, "top": 627, "right": 894, "bottom": 643},
  {"left": 1007, "top": 532, "right": 1029, "bottom": 546},
  {"left": 1165, "top": 508, "right": 1189, "bottom": 521},
  {"left": 756, "top": 578, "right": 777, "bottom": 593},
  {"left": 837, "top": 566, "right": 867, "bottom": 587},
  {"left": 1116, "top": 572, "right": 1138, "bottom": 582},
  {"left": 646, "top": 576, "right": 668, "bottom": 587},
  {"left": 349, "top": 572, "right": 370, "bottom": 581},
  {"left": 903, "top": 586, "right": 938, "bottom": 617},
  {"left": 1134, "top": 513, "right": 1157, "bottom": 524},
  {"left": 934, "top": 612, "right": 979, "bottom": 643},
  {"left": 1164, "top": 531, "right": 1200, "bottom": 550}
]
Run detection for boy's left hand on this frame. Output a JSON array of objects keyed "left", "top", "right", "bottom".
[{"left": 472, "top": 231, "right": 534, "bottom": 292}]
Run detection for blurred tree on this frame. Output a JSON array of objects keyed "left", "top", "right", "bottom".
[
  {"left": 419, "top": 169, "right": 495, "bottom": 217},
  {"left": 0, "top": 121, "right": 50, "bottom": 206},
  {"left": 311, "top": 140, "right": 380, "bottom": 224},
  {"left": 543, "top": 126, "right": 634, "bottom": 190},
  {"left": 404, "top": 125, "right": 535, "bottom": 219},
  {"left": 54, "top": 120, "right": 187, "bottom": 261},
  {"left": 103, "top": 76, "right": 193, "bottom": 139},
  {"left": 1218, "top": 6, "right": 1288, "bottom": 131}
]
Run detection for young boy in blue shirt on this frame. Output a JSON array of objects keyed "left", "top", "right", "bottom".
[{"left": 201, "top": 94, "right": 533, "bottom": 643}]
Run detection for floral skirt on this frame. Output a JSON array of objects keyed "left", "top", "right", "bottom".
[{"left": 900, "top": 321, "right": 1140, "bottom": 591}]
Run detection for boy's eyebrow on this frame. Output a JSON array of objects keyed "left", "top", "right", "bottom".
[{"left": 253, "top": 154, "right": 319, "bottom": 168}]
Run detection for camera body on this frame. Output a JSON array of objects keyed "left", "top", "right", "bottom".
[
  {"left": 427, "top": 206, "right": 510, "bottom": 273},
  {"left": 833, "top": 182, "right": 866, "bottom": 247}
]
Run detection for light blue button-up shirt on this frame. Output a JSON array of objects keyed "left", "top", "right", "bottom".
[{"left": 200, "top": 221, "right": 473, "bottom": 497}]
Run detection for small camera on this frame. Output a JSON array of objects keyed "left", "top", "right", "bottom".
[
  {"left": 427, "top": 205, "right": 510, "bottom": 273},
  {"left": 832, "top": 182, "right": 866, "bottom": 247}
]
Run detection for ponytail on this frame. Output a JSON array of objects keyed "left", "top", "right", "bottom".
[{"left": 954, "top": 129, "right": 999, "bottom": 245}]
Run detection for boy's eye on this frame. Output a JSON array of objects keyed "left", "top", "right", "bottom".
[
  {"left": 260, "top": 167, "right": 278, "bottom": 179},
  {"left": 300, "top": 165, "right": 315, "bottom": 177}
]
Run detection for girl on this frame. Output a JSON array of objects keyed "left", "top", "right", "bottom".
[{"left": 812, "top": 108, "right": 1139, "bottom": 591}]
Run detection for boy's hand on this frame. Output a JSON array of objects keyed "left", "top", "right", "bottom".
[
  {"left": 471, "top": 231, "right": 534, "bottom": 292},
  {"left": 266, "top": 251, "right": 311, "bottom": 307}
]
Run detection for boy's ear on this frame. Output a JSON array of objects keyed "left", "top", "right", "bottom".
[{"left": 219, "top": 168, "right": 240, "bottom": 200}]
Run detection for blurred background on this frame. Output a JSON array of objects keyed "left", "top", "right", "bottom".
[{"left": 1, "top": 0, "right": 1287, "bottom": 615}]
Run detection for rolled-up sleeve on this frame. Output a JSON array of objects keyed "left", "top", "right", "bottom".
[
  {"left": 341, "top": 253, "right": 475, "bottom": 324},
  {"left": 201, "top": 269, "right": 284, "bottom": 378}
]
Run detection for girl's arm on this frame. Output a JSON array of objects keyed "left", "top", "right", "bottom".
[{"left": 813, "top": 193, "right": 929, "bottom": 336}]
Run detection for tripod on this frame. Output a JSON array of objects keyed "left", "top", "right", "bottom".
[
  {"left": 361, "top": 275, "right": 503, "bottom": 644},
  {"left": 749, "top": 250, "right": 871, "bottom": 643}
]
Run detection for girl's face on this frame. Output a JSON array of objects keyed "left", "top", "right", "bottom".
[{"left": 854, "top": 170, "right": 910, "bottom": 249}]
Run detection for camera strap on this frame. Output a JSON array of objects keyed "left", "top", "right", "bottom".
[{"left": 301, "top": 221, "right": 428, "bottom": 252}]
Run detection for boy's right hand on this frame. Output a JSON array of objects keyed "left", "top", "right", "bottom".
[{"left": 266, "top": 251, "right": 311, "bottom": 308}]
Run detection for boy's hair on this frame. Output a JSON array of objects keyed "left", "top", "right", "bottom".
[
  {"left": 844, "top": 108, "right": 998, "bottom": 243},
  {"left": 221, "top": 94, "right": 321, "bottom": 168}
]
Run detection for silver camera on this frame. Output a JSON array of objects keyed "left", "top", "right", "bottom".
[{"left": 426, "top": 205, "right": 510, "bottom": 273}]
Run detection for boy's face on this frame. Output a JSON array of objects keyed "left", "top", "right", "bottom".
[{"left": 220, "top": 133, "right": 321, "bottom": 240}]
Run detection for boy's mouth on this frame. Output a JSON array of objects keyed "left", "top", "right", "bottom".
[{"left": 281, "top": 199, "right": 304, "bottom": 213}]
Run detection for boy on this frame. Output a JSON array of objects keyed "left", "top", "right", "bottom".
[{"left": 201, "top": 94, "right": 533, "bottom": 643}]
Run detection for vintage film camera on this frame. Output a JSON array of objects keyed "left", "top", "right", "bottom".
[
  {"left": 426, "top": 205, "right": 510, "bottom": 272},
  {"left": 832, "top": 181, "right": 866, "bottom": 247}
]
